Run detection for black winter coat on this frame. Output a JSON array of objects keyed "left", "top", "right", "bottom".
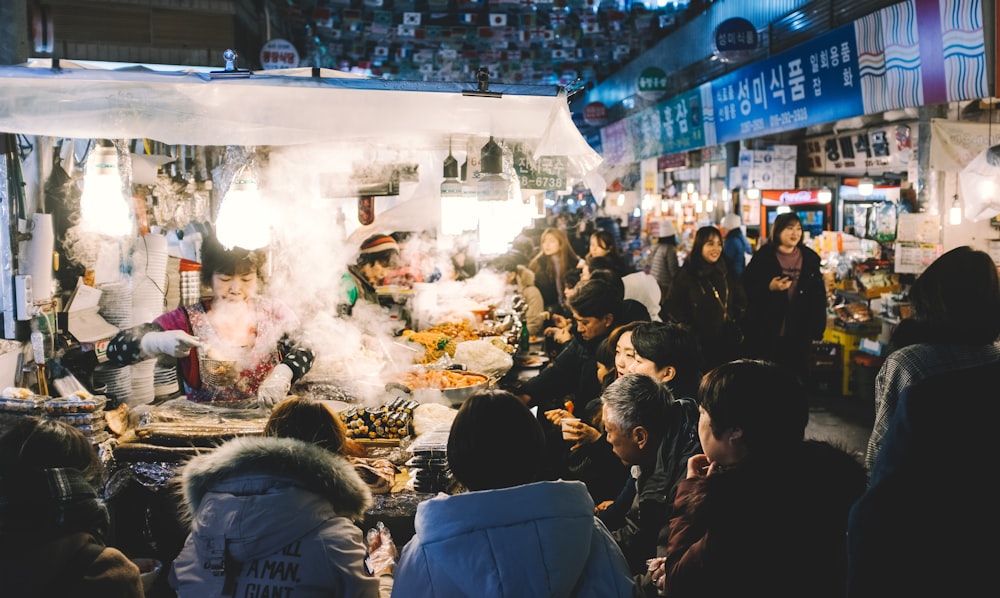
[{"left": 741, "top": 242, "right": 827, "bottom": 361}]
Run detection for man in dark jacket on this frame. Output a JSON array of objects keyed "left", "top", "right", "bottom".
[
  {"left": 514, "top": 276, "right": 647, "bottom": 481},
  {"left": 600, "top": 373, "right": 701, "bottom": 576}
]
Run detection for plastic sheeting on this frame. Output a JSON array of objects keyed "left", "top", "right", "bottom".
[{"left": 0, "top": 59, "right": 602, "bottom": 179}]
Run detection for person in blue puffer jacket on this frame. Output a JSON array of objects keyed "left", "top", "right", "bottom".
[{"left": 391, "top": 389, "right": 634, "bottom": 598}]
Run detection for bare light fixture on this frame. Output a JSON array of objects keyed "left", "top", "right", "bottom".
[
  {"left": 817, "top": 186, "right": 833, "bottom": 203},
  {"left": 745, "top": 181, "right": 760, "bottom": 200},
  {"left": 80, "top": 144, "right": 133, "bottom": 237},
  {"left": 858, "top": 173, "right": 875, "bottom": 197},
  {"left": 215, "top": 164, "right": 270, "bottom": 249},
  {"left": 949, "top": 193, "right": 962, "bottom": 225}
]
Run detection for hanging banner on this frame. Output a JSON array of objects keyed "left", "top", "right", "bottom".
[{"left": 929, "top": 118, "right": 1000, "bottom": 172}]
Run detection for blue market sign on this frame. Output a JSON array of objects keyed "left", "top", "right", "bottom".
[{"left": 711, "top": 24, "right": 865, "bottom": 144}]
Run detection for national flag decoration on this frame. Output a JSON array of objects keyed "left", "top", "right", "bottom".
[
  {"left": 313, "top": 7, "right": 333, "bottom": 28},
  {"left": 552, "top": 48, "right": 568, "bottom": 59},
  {"left": 373, "top": 45, "right": 390, "bottom": 57},
  {"left": 362, "top": 0, "right": 383, "bottom": 7},
  {"left": 397, "top": 24, "right": 416, "bottom": 37},
  {"left": 489, "top": 13, "right": 507, "bottom": 27},
  {"left": 403, "top": 12, "right": 421, "bottom": 25},
  {"left": 460, "top": 13, "right": 477, "bottom": 24}
]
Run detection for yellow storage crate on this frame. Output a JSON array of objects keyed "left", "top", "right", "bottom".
[{"left": 822, "top": 321, "right": 881, "bottom": 396}]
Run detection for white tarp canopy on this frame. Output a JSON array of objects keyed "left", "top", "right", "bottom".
[{"left": 0, "top": 59, "right": 601, "bottom": 177}]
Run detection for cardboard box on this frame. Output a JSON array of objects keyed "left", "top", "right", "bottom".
[{"left": 65, "top": 279, "right": 119, "bottom": 362}]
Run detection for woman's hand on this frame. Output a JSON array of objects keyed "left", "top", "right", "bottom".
[
  {"left": 545, "top": 325, "right": 571, "bottom": 344},
  {"left": 686, "top": 454, "right": 712, "bottom": 479},
  {"left": 565, "top": 422, "right": 602, "bottom": 451},
  {"left": 769, "top": 275, "right": 793, "bottom": 292},
  {"left": 647, "top": 557, "right": 667, "bottom": 594},
  {"left": 140, "top": 330, "right": 202, "bottom": 358},
  {"left": 544, "top": 408, "right": 572, "bottom": 426},
  {"left": 594, "top": 500, "right": 614, "bottom": 514}
]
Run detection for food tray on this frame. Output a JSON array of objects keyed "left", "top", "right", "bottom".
[
  {"left": 0, "top": 395, "right": 48, "bottom": 414},
  {"left": 44, "top": 395, "right": 107, "bottom": 415},
  {"left": 46, "top": 411, "right": 105, "bottom": 425}
]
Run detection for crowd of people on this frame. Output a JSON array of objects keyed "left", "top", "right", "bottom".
[{"left": 2, "top": 208, "right": 994, "bottom": 597}]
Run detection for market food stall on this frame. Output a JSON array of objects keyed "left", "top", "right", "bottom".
[{"left": 0, "top": 57, "right": 599, "bottom": 570}]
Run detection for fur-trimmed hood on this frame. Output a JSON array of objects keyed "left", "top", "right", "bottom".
[{"left": 180, "top": 435, "right": 372, "bottom": 521}]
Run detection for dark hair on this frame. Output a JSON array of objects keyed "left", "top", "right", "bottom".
[
  {"left": 447, "top": 390, "right": 544, "bottom": 491},
  {"left": 631, "top": 321, "right": 704, "bottom": 398},
  {"left": 569, "top": 276, "right": 622, "bottom": 319},
  {"left": 200, "top": 232, "right": 268, "bottom": 287},
  {"left": 601, "top": 373, "right": 673, "bottom": 440},
  {"left": 686, "top": 226, "right": 725, "bottom": 272},
  {"left": 265, "top": 396, "right": 364, "bottom": 457},
  {"left": 563, "top": 266, "right": 583, "bottom": 289},
  {"left": 0, "top": 417, "right": 101, "bottom": 483},
  {"left": 769, "top": 212, "right": 803, "bottom": 246},
  {"left": 595, "top": 334, "right": 616, "bottom": 388},
  {"left": 698, "top": 359, "right": 808, "bottom": 454},
  {"left": 0, "top": 417, "right": 110, "bottom": 539},
  {"left": 590, "top": 229, "right": 619, "bottom": 254},
  {"left": 905, "top": 245, "right": 1000, "bottom": 344}
]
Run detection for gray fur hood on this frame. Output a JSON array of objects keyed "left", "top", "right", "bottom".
[{"left": 179, "top": 435, "right": 373, "bottom": 521}]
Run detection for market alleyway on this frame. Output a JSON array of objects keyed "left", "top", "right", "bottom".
[{"left": 805, "top": 390, "right": 873, "bottom": 464}]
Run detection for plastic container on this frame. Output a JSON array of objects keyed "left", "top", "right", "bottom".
[
  {"left": 43, "top": 394, "right": 107, "bottom": 415},
  {"left": 0, "top": 395, "right": 47, "bottom": 414}
]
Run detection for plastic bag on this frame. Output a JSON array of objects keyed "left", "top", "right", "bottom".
[{"left": 364, "top": 521, "right": 398, "bottom": 577}]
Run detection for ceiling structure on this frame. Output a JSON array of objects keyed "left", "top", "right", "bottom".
[{"left": 276, "top": 0, "right": 705, "bottom": 90}]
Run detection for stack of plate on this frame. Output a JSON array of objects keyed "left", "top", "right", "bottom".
[
  {"left": 129, "top": 359, "right": 156, "bottom": 406},
  {"left": 132, "top": 233, "right": 169, "bottom": 324},
  {"left": 154, "top": 362, "right": 180, "bottom": 398},
  {"left": 93, "top": 363, "right": 131, "bottom": 407},
  {"left": 97, "top": 281, "right": 133, "bottom": 329}
]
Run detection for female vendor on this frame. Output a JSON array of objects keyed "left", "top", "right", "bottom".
[{"left": 107, "top": 233, "right": 314, "bottom": 408}]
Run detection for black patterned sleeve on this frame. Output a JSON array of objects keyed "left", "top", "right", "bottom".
[
  {"left": 105, "top": 323, "right": 164, "bottom": 367},
  {"left": 277, "top": 335, "right": 315, "bottom": 383}
]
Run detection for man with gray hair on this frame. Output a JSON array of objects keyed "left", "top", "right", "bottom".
[{"left": 600, "top": 373, "right": 701, "bottom": 578}]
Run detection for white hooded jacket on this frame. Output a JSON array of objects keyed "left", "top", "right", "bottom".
[{"left": 169, "top": 436, "right": 378, "bottom": 598}]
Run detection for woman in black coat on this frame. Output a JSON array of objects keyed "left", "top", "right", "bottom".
[
  {"left": 741, "top": 213, "right": 828, "bottom": 381},
  {"left": 665, "top": 225, "right": 748, "bottom": 371}
]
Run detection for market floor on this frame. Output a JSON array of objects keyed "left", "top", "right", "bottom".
[{"left": 805, "top": 389, "right": 874, "bottom": 465}]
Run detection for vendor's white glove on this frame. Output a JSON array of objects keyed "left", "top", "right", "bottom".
[
  {"left": 258, "top": 364, "right": 293, "bottom": 408},
  {"left": 140, "top": 330, "right": 202, "bottom": 358}
]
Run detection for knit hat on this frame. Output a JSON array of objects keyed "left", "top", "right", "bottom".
[
  {"left": 359, "top": 234, "right": 399, "bottom": 255},
  {"left": 721, "top": 214, "right": 742, "bottom": 230},
  {"left": 658, "top": 220, "right": 677, "bottom": 237}
]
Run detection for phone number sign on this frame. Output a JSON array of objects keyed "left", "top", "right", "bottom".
[
  {"left": 712, "top": 24, "right": 863, "bottom": 143},
  {"left": 513, "top": 145, "right": 567, "bottom": 190}
]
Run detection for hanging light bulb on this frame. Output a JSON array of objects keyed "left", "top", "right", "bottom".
[
  {"left": 949, "top": 194, "right": 962, "bottom": 225},
  {"left": 80, "top": 145, "right": 133, "bottom": 237},
  {"left": 440, "top": 144, "right": 472, "bottom": 235},
  {"left": 817, "top": 185, "right": 833, "bottom": 204},
  {"left": 477, "top": 136, "right": 508, "bottom": 202},
  {"left": 858, "top": 173, "right": 875, "bottom": 197},
  {"left": 215, "top": 165, "right": 270, "bottom": 250},
  {"left": 704, "top": 197, "right": 714, "bottom": 212},
  {"left": 617, "top": 192, "right": 625, "bottom": 206},
  {"left": 745, "top": 181, "right": 760, "bottom": 200}
]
